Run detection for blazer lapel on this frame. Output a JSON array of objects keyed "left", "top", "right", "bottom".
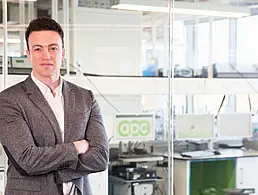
[
  {"left": 24, "top": 76, "right": 63, "bottom": 144},
  {"left": 63, "top": 80, "right": 75, "bottom": 143}
]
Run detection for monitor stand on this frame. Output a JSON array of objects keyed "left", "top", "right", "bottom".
[
  {"left": 208, "top": 140, "right": 215, "bottom": 151},
  {"left": 180, "top": 140, "right": 220, "bottom": 158}
]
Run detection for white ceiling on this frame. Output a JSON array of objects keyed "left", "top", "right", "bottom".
[{"left": 2, "top": 0, "right": 258, "bottom": 44}]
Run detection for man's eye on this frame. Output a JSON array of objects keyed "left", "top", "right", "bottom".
[
  {"left": 34, "top": 48, "right": 40, "bottom": 52},
  {"left": 50, "top": 47, "right": 58, "bottom": 51}
]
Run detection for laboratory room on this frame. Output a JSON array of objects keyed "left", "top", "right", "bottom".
[{"left": 1, "top": 0, "right": 258, "bottom": 195}]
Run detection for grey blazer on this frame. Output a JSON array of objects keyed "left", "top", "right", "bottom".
[{"left": 0, "top": 76, "right": 109, "bottom": 195}]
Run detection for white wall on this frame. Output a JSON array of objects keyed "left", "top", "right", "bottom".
[
  {"left": 59, "top": 7, "right": 142, "bottom": 76},
  {"left": 96, "top": 95, "right": 142, "bottom": 142}
]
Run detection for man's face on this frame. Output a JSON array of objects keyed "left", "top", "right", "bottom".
[{"left": 26, "top": 30, "right": 65, "bottom": 80}]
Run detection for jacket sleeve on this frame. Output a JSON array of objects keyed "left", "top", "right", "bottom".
[
  {"left": 0, "top": 97, "right": 79, "bottom": 176},
  {"left": 58, "top": 91, "right": 109, "bottom": 182},
  {"left": 77, "top": 91, "right": 109, "bottom": 172}
]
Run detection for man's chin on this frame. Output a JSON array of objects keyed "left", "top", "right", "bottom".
[{"left": 39, "top": 73, "right": 58, "bottom": 78}]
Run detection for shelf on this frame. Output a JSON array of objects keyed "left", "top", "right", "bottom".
[{"left": 2, "top": 75, "right": 258, "bottom": 95}]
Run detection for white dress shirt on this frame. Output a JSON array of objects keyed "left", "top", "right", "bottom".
[{"left": 31, "top": 72, "right": 75, "bottom": 195}]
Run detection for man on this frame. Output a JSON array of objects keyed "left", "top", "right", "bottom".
[{"left": 0, "top": 17, "right": 109, "bottom": 195}]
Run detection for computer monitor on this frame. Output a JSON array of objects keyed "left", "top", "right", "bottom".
[
  {"left": 175, "top": 114, "right": 215, "bottom": 141},
  {"left": 217, "top": 113, "right": 252, "bottom": 139},
  {"left": 113, "top": 113, "right": 155, "bottom": 142}
]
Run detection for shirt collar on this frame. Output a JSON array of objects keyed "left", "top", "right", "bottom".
[{"left": 31, "top": 72, "right": 63, "bottom": 97}]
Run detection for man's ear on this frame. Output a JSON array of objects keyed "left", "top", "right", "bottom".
[
  {"left": 62, "top": 48, "right": 65, "bottom": 61},
  {"left": 26, "top": 49, "right": 32, "bottom": 62}
]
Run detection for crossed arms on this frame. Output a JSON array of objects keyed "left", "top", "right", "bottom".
[{"left": 0, "top": 90, "right": 109, "bottom": 182}]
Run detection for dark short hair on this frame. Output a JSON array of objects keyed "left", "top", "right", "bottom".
[{"left": 25, "top": 17, "right": 64, "bottom": 50}]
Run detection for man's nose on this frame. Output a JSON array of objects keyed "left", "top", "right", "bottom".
[{"left": 42, "top": 48, "right": 51, "bottom": 59}]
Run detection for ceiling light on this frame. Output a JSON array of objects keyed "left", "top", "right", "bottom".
[{"left": 111, "top": 0, "right": 250, "bottom": 18}]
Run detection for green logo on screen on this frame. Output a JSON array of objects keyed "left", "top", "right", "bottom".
[{"left": 117, "top": 120, "right": 151, "bottom": 137}]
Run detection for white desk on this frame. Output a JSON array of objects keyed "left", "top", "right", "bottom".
[
  {"left": 172, "top": 149, "right": 258, "bottom": 195},
  {"left": 173, "top": 149, "right": 258, "bottom": 160}
]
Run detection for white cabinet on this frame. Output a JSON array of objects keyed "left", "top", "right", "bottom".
[
  {"left": 88, "top": 169, "right": 108, "bottom": 195},
  {"left": 0, "top": 171, "right": 4, "bottom": 195},
  {"left": 236, "top": 157, "right": 258, "bottom": 194}
]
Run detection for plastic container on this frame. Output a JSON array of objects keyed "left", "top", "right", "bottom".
[{"left": 252, "top": 114, "right": 258, "bottom": 138}]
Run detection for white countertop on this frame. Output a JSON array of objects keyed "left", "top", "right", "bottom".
[{"left": 158, "top": 149, "right": 258, "bottom": 160}]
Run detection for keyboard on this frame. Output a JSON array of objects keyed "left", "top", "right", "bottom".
[
  {"left": 180, "top": 151, "right": 216, "bottom": 158},
  {"left": 219, "top": 143, "right": 243, "bottom": 149},
  {"left": 120, "top": 154, "right": 161, "bottom": 159}
]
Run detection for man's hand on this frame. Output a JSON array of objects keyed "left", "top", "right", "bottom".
[{"left": 73, "top": 140, "right": 90, "bottom": 154}]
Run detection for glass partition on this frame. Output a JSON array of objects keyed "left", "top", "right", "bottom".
[
  {"left": 2, "top": 0, "right": 257, "bottom": 195},
  {"left": 1, "top": 0, "right": 172, "bottom": 195}
]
